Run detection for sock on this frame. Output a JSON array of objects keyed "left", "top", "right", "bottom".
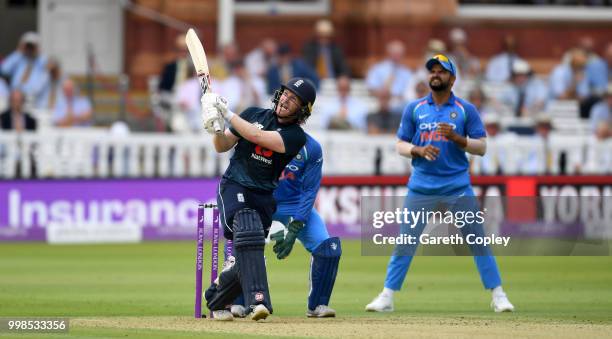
[
  {"left": 382, "top": 287, "right": 395, "bottom": 298},
  {"left": 492, "top": 286, "right": 505, "bottom": 298}
]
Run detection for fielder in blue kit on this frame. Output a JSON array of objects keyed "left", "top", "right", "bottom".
[
  {"left": 270, "top": 133, "right": 341, "bottom": 318},
  {"left": 366, "top": 54, "right": 515, "bottom": 313}
]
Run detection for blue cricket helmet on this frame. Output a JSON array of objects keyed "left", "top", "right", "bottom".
[{"left": 273, "top": 77, "right": 317, "bottom": 124}]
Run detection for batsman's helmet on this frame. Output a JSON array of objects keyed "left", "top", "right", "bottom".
[{"left": 272, "top": 77, "right": 316, "bottom": 124}]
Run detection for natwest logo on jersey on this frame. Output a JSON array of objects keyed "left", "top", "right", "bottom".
[{"left": 251, "top": 145, "right": 273, "bottom": 165}]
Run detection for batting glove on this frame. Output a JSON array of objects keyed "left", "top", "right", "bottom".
[
  {"left": 203, "top": 92, "right": 235, "bottom": 121},
  {"left": 201, "top": 102, "right": 224, "bottom": 134}
]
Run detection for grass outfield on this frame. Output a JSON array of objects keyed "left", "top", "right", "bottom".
[{"left": 1, "top": 240, "right": 611, "bottom": 338}]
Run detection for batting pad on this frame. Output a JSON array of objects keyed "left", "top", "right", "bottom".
[
  {"left": 308, "top": 237, "right": 341, "bottom": 310},
  {"left": 233, "top": 208, "right": 273, "bottom": 313},
  {"left": 205, "top": 263, "right": 242, "bottom": 311}
]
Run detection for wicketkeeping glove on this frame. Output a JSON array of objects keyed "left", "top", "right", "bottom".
[{"left": 272, "top": 220, "right": 304, "bottom": 260}]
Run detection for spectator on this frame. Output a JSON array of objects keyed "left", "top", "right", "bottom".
[
  {"left": 0, "top": 89, "right": 38, "bottom": 178},
  {"left": 414, "top": 80, "right": 429, "bottom": 99},
  {"left": 520, "top": 114, "right": 553, "bottom": 175},
  {"left": 589, "top": 83, "right": 612, "bottom": 133},
  {"left": 0, "top": 75, "right": 9, "bottom": 112},
  {"left": 471, "top": 114, "right": 516, "bottom": 175},
  {"left": 320, "top": 75, "right": 368, "bottom": 131},
  {"left": 35, "top": 56, "right": 65, "bottom": 109},
  {"left": 302, "top": 19, "right": 350, "bottom": 79},
  {"left": 0, "top": 89, "right": 37, "bottom": 131},
  {"left": 53, "top": 79, "right": 93, "bottom": 127},
  {"left": 0, "top": 32, "right": 47, "bottom": 97},
  {"left": 404, "top": 39, "right": 446, "bottom": 102},
  {"left": 173, "top": 67, "right": 201, "bottom": 133},
  {"left": 583, "top": 121, "right": 611, "bottom": 174},
  {"left": 210, "top": 42, "right": 241, "bottom": 81},
  {"left": 245, "top": 38, "right": 278, "bottom": 78},
  {"left": 578, "top": 36, "right": 607, "bottom": 97},
  {"left": 448, "top": 28, "right": 481, "bottom": 79},
  {"left": 158, "top": 35, "right": 191, "bottom": 94},
  {"left": 485, "top": 35, "right": 524, "bottom": 83},
  {"left": 468, "top": 86, "right": 498, "bottom": 117},
  {"left": 266, "top": 43, "right": 319, "bottom": 95},
  {"left": 499, "top": 59, "right": 548, "bottom": 118},
  {"left": 366, "top": 90, "right": 401, "bottom": 135},
  {"left": 366, "top": 40, "right": 413, "bottom": 111},
  {"left": 218, "top": 59, "right": 266, "bottom": 114},
  {"left": 549, "top": 48, "right": 599, "bottom": 118},
  {"left": 605, "top": 43, "right": 612, "bottom": 83}
]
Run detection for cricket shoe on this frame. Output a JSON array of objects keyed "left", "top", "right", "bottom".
[
  {"left": 307, "top": 305, "right": 336, "bottom": 318},
  {"left": 365, "top": 293, "right": 394, "bottom": 312},
  {"left": 231, "top": 305, "right": 247, "bottom": 318},
  {"left": 491, "top": 292, "right": 515, "bottom": 313},
  {"left": 212, "top": 310, "right": 234, "bottom": 321},
  {"left": 250, "top": 304, "right": 270, "bottom": 321}
]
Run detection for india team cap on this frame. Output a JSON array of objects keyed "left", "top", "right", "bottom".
[{"left": 425, "top": 54, "right": 456, "bottom": 77}]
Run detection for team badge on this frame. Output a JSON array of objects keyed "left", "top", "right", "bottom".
[
  {"left": 296, "top": 154, "right": 302, "bottom": 160},
  {"left": 450, "top": 111, "right": 457, "bottom": 119}
]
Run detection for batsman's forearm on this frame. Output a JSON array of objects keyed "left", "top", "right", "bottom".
[
  {"left": 228, "top": 115, "right": 262, "bottom": 142},
  {"left": 213, "top": 133, "right": 235, "bottom": 153}
]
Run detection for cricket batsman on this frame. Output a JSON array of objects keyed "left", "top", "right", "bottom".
[
  {"left": 365, "top": 54, "right": 515, "bottom": 313},
  {"left": 201, "top": 77, "right": 316, "bottom": 321}
]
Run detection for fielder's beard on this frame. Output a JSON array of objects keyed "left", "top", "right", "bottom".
[{"left": 429, "top": 78, "right": 450, "bottom": 92}]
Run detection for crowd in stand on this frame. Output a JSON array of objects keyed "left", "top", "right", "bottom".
[
  {"left": 0, "top": 32, "right": 93, "bottom": 132},
  {"left": 1, "top": 21, "right": 611, "bottom": 175},
  {"left": 156, "top": 21, "right": 611, "bottom": 140}
]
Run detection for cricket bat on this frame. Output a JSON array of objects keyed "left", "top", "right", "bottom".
[{"left": 185, "top": 28, "right": 221, "bottom": 133}]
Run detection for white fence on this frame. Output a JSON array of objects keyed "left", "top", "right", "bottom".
[{"left": 0, "top": 128, "right": 611, "bottom": 179}]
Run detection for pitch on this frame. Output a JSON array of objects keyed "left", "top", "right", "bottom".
[{"left": 1, "top": 241, "right": 611, "bottom": 338}]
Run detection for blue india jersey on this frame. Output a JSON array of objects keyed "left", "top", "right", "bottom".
[
  {"left": 397, "top": 92, "right": 486, "bottom": 195},
  {"left": 273, "top": 133, "right": 323, "bottom": 223}
]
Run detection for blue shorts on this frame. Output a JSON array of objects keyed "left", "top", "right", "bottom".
[{"left": 217, "top": 178, "right": 276, "bottom": 240}]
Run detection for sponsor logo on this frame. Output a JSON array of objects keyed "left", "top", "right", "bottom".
[
  {"left": 419, "top": 122, "right": 457, "bottom": 131},
  {"left": 255, "top": 145, "right": 273, "bottom": 158},
  {"left": 331, "top": 242, "right": 337, "bottom": 250},
  {"left": 251, "top": 145, "right": 274, "bottom": 165},
  {"left": 237, "top": 193, "right": 245, "bottom": 202},
  {"left": 251, "top": 153, "right": 272, "bottom": 165},
  {"left": 293, "top": 79, "right": 304, "bottom": 87},
  {"left": 255, "top": 292, "right": 264, "bottom": 302},
  {"left": 253, "top": 122, "right": 264, "bottom": 130},
  {"left": 279, "top": 169, "right": 296, "bottom": 181},
  {"left": 418, "top": 114, "right": 429, "bottom": 119},
  {"left": 419, "top": 122, "right": 457, "bottom": 142}
]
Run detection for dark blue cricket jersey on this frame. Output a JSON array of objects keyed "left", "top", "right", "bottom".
[{"left": 225, "top": 107, "right": 306, "bottom": 192}]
